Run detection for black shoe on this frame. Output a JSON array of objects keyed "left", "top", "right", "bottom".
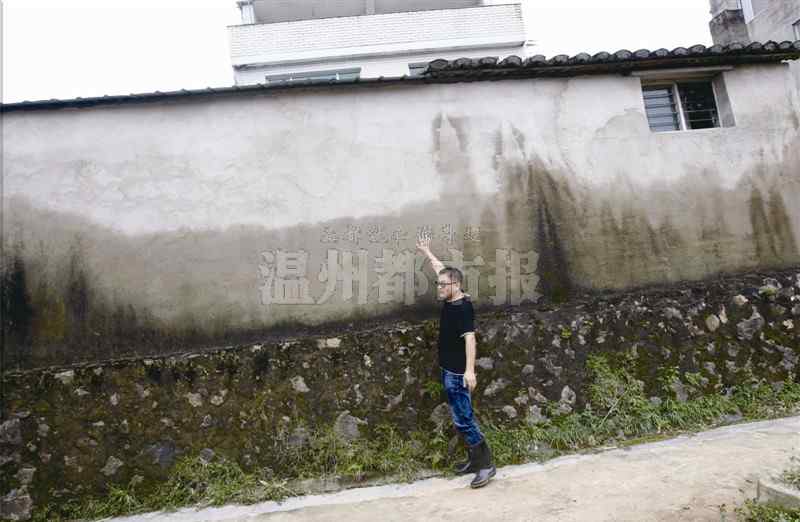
[
  {"left": 453, "top": 442, "right": 479, "bottom": 475},
  {"left": 470, "top": 465, "right": 496, "bottom": 489},
  {"left": 470, "top": 439, "right": 496, "bottom": 489}
]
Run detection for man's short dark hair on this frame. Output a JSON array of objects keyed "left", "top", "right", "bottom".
[{"left": 438, "top": 266, "right": 463, "bottom": 285}]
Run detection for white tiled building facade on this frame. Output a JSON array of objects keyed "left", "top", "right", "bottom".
[{"left": 229, "top": 0, "right": 529, "bottom": 84}]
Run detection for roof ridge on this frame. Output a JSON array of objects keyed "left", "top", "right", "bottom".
[
  {"left": 3, "top": 40, "right": 799, "bottom": 112},
  {"left": 426, "top": 40, "right": 800, "bottom": 73}
]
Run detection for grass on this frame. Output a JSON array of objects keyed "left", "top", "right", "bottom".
[
  {"left": 33, "top": 457, "right": 298, "bottom": 521},
  {"left": 34, "top": 425, "right": 451, "bottom": 521},
  {"left": 33, "top": 354, "right": 800, "bottom": 521},
  {"left": 483, "top": 355, "right": 799, "bottom": 466},
  {"left": 279, "top": 423, "right": 449, "bottom": 483},
  {"left": 730, "top": 500, "right": 800, "bottom": 522},
  {"left": 721, "top": 453, "right": 800, "bottom": 521},
  {"left": 782, "top": 455, "right": 800, "bottom": 490}
]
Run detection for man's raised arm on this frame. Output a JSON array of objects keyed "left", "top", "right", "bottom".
[{"left": 416, "top": 232, "right": 445, "bottom": 275}]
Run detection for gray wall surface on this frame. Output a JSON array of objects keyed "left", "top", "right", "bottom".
[
  {"left": 3, "top": 62, "right": 800, "bottom": 354},
  {"left": 252, "top": 0, "right": 482, "bottom": 23},
  {"left": 710, "top": 9, "right": 751, "bottom": 46},
  {"left": 747, "top": 0, "right": 800, "bottom": 41}
]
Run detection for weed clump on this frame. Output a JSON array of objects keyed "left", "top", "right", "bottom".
[{"left": 33, "top": 354, "right": 800, "bottom": 521}]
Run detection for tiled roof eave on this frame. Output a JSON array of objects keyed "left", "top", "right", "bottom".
[
  {"left": 426, "top": 48, "right": 800, "bottom": 81},
  {"left": 2, "top": 41, "right": 799, "bottom": 112}
]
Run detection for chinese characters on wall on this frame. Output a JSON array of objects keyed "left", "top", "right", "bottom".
[{"left": 258, "top": 224, "right": 540, "bottom": 306}]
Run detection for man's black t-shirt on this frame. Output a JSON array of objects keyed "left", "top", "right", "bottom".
[{"left": 438, "top": 295, "right": 475, "bottom": 374}]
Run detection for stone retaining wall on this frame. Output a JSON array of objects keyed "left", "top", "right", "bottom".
[{"left": 1, "top": 269, "right": 799, "bottom": 519}]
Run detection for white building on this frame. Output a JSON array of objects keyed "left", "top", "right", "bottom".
[
  {"left": 710, "top": 0, "right": 800, "bottom": 45},
  {"left": 228, "top": 0, "right": 530, "bottom": 85}
]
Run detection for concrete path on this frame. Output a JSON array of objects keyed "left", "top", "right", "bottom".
[{"left": 110, "top": 416, "right": 800, "bottom": 522}]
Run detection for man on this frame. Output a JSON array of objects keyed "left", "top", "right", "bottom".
[{"left": 416, "top": 233, "right": 496, "bottom": 489}]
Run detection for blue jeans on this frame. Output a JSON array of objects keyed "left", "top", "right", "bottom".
[{"left": 441, "top": 367, "right": 485, "bottom": 446}]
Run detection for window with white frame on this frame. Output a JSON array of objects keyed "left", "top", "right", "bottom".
[
  {"left": 642, "top": 81, "right": 722, "bottom": 132},
  {"left": 265, "top": 68, "right": 361, "bottom": 84}
]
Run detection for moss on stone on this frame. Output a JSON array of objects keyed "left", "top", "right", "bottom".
[{"left": 3, "top": 269, "right": 798, "bottom": 520}]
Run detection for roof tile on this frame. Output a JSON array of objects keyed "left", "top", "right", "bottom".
[
  {"left": 499, "top": 55, "right": 522, "bottom": 67},
  {"left": 4, "top": 40, "right": 799, "bottom": 112},
  {"left": 525, "top": 55, "right": 547, "bottom": 66},
  {"left": 571, "top": 53, "right": 592, "bottom": 64}
]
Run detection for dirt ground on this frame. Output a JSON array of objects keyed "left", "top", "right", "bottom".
[{"left": 112, "top": 415, "right": 800, "bottom": 522}]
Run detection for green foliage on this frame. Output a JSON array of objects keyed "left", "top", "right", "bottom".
[
  {"left": 34, "top": 355, "right": 800, "bottom": 521},
  {"left": 422, "top": 380, "right": 444, "bottom": 399},
  {"left": 656, "top": 365, "right": 680, "bottom": 396},
  {"left": 152, "top": 455, "right": 261, "bottom": 508},
  {"left": 66, "top": 484, "right": 143, "bottom": 519},
  {"left": 732, "top": 499, "right": 800, "bottom": 521},
  {"left": 484, "top": 356, "right": 800, "bottom": 467},
  {"left": 480, "top": 418, "right": 547, "bottom": 465},
  {"left": 287, "top": 424, "right": 447, "bottom": 483},
  {"left": 684, "top": 371, "right": 705, "bottom": 390},
  {"left": 782, "top": 455, "right": 800, "bottom": 490},
  {"left": 584, "top": 353, "right": 657, "bottom": 436},
  {"left": 759, "top": 285, "right": 779, "bottom": 298},
  {"left": 733, "top": 378, "right": 800, "bottom": 419},
  {"left": 36, "top": 456, "right": 296, "bottom": 521}
]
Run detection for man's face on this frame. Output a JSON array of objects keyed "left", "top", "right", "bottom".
[{"left": 437, "top": 273, "right": 459, "bottom": 301}]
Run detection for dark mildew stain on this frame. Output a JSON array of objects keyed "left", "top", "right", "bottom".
[
  {"left": 533, "top": 165, "right": 576, "bottom": 300},
  {"left": 750, "top": 186, "right": 780, "bottom": 265},
  {"left": 747, "top": 177, "right": 799, "bottom": 267},
  {"left": 535, "top": 199, "right": 572, "bottom": 302},
  {"left": 509, "top": 148, "right": 575, "bottom": 301},
  {"left": 767, "top": 185, "right": 799, "bottom": 262}
]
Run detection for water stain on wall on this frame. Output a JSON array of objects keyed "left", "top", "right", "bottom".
[
  {"left": 527, "top": 158, "right": 575, "bottom": 303},
  {"left": 750, "top": 185, "right": 799, "bottom": 266},
  {"left": 431, "top": 111, "right": 478, "bottom": 201},
  {"left": 489, "top": 127, "right": 800, "bottom": 293},
  {"left": 4, "top": 111, "right": 800, "bottom": 368}
]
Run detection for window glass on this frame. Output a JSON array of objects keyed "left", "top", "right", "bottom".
[
  {"left": 642, "top": 81, "right": 721, "bottom": 132},
  {"left": 677, "top": 82, "right": 720, "bottom": 130},
  {"left": 265, "top": 69, "right": 361, "bottom": 84},
  {"left": 643, "top": 86, "right": 680, "bottom": 132},
  {"left": 375, "top": 0, "right": 478, "bottom": 15},
  {"left": 408, "top": 63, "right": 428, "bottom": 77}
]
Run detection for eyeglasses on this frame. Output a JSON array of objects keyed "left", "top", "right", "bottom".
[{"left": 436, "top": 282, "right": 457, "bottom": 287}]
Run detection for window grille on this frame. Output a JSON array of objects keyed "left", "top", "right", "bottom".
[{"left": 642, "top": 81, "right": 721, "bottom": 133}]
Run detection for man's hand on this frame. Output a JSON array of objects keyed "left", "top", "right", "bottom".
[
  {"left": 416, "top": 231, "right": 444, "bottom": 273},
  {"left": 415, "top": 232, "right": 432, "bottom": 253},
  {"left": 464, "top": 370, "right": 477, "bottom": 393}
]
